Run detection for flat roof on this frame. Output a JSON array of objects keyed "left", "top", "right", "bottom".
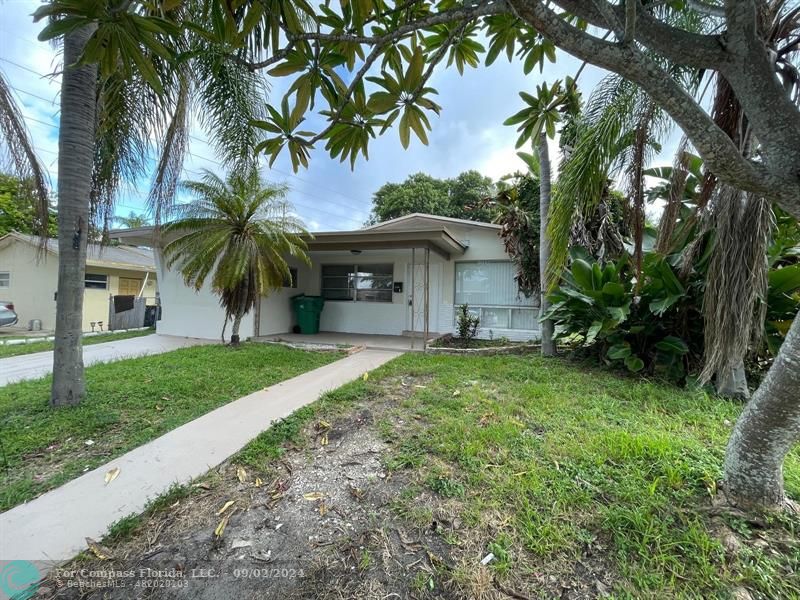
[
  {"left": 110, "top": 224, "right": 468, "bottom": 260},
  {"left": 362, "top": 213, "right": 501, "bottom": 231}
]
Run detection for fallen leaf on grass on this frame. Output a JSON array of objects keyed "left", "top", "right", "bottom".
[
  {"left": 155, "top": 405, "right": 163, "bottom": 412},
  {"left": 320, "top": 433, "right": 329, "bottom": 446},
  {"left": 236, "top": 466, "right": 247, "bottom": 483},
  {"left": 254, "top": 477, "right": 263, "bottom": 487},
  {"left": 214, "top": 508, "right": 237, "bottom": 538},
  {"left": 104, "top": 467, "right": 120, "bottom": 485},
  {"left": 303, "top": 492, "right": 324, "bottom": 501},
  {"left": 86, "top": 538, "right": 114, "bottom": 560},
  {"left": 452, "top": 390, "right": 461, "bottom": 397},
  {"left": 362, "top": 373, "right": 369, "bottom": 381},
  {"left": 319, "top": 502, "right": 328, "bottom": 516},
  {"left": 315, "top": 420, "right": 331, "bottom": 432},
  {"left": 216, "top": 500, "right": 236, "bottom": 516}
]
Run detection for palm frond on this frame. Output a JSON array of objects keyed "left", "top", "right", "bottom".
[
  {"left": 192, "top": 47, "right": 269, "bottom": 170},
  {"left": 0, "top": 68, "right": 51, "bottom": 240},
  {"left": 700, "top": 187, "right": 773, "bottom": 382},
  {"left": 149, "top": 74, "right": 189, "bottom": 228}
]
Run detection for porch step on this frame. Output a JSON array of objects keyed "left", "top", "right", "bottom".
[{"left": 401, "top": 330, "right": 442, "bottom": 339}]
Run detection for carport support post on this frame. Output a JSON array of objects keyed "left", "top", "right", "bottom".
[
  {"left": 410, "top": 248, "right": 416, "bottom": 350},
  {"left": 424, "top": 247, "right": 430, "bottom": 352}
]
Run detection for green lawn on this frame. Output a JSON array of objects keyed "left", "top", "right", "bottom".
[
  {"left": 235, "top": 353, "right": 800, "bottom": 598},
  {"left": 0, "top": 328, "right": 155, "bottom": 359},
  {"left": 0, "top": 342, "right": 342, "bottom": 511}
]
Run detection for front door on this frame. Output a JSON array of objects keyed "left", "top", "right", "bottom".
[{"left": 406, "top": 262, "right": 441, "bottom": 334}]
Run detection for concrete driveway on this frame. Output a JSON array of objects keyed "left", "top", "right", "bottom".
[{"left": 0, "top": 334, "right": 211, "bottom": 386}]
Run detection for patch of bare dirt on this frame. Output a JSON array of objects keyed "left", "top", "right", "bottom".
[
  {"left": 39, "top": 375, "right": 618, "bottom": 600},
  {"left": 41, "top": 377, "right": 456, "bottom": 599}
]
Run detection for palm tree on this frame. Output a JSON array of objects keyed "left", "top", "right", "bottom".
[
  {"left": 50, "top": 25, "right": 99, "bottom": 406},
  {"left": 162, "top": 169, "right": 310, "bottom": 345},
  {"left": 114, "top": 211, "right": 152, "bottom": 229},
  {"left": 27, "top": 1, "right": 270, "bottom": 405},
  {"left": 537, "top": 131, "right": 556, "bottom": 356},
  {"left": 505, "top": 80, "right": 580, "bottom": 356}
]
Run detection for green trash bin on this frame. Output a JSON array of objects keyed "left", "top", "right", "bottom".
[{"left": 291, "top": 294, "right": 325, "bottom": 334}]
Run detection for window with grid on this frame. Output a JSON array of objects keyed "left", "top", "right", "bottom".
[
  {"left": 321, "top": 264, "right": 393, "bottom": 302},
  {"left": 0, "top": 272, "right": 8, "bottom": 288},
  {"left": 85, "top": 273, "right": 108, "bottom": 289},
  {"left": 118, "top": 277, "right": 142, "bottom": 296},
  {"left": 454, "top": 261, "right": 537, "bottom": 330}
]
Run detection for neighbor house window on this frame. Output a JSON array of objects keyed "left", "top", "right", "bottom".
[
  {"left": 283, "top": 267, "right": 298, "bottom": 288},
  {"left": 0, "top": 272, "right": 8, "bottom": 288},
  {"left": 454, "top": 261, "right": 537, "bottom": 330},
  {"left": 85, "top": 273, "right": 108, "bottom": 289},
  {"left": 321, "top": 264, "right": 393, "bottom": 302}
]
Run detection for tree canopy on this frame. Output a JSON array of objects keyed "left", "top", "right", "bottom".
[
  {"left": 0, "top": 174, "right": 57, "bottom": 237},
  {"left": 369, "top": 169, "right": 495, "bottom": 223}
]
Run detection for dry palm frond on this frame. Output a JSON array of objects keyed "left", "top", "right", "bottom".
[
  {"left": 655, "top": 138, "right": 690, "bottom": 254},
  {"left": 0, "top": 69, "right": 51, "bottom": 242},
  {"left": 626, "top": 100, "right": 658, "bottom": 279},
  {"left": 149, "top": 75, "right": 189, "bottom": 231},
  {"left": 700, "top": 186, "right": 773, "bottom": 382}
]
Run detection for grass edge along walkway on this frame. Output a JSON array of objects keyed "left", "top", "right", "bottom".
[{"left": 0, "top": 342, "right": 345, "bottom": 511}]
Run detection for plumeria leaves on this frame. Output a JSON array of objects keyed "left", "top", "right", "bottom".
[{"left": 252, "top": 97, "right": 314, "bottom": 171}]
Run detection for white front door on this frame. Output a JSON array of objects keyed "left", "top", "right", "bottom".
[{"left": 406, "top": 262, "right": 441, "bottom": 333}]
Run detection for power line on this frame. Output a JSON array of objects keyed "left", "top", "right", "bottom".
[
  {"left": 4, "top": 60, "right": 370, "bottom": 219},
  {"left": 0, "top": 56, "right": 59, "bottom": 79},
  {"left": 3, "top": 63, "right": 368, "bottom": 226},
  {"left": 186, "top": 133, "right": 369, "bottom": 213},
  {"left": 7, "top": 84, "right": 59, "bottom": 105}
]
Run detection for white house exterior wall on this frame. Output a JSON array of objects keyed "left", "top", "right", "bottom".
[
  {"left": 154, "top": 251, "right": 254, "bottom": 340},
  {"left": 257, "top": 227, "right": 540, "bottom": 341},
  {"left": 151, "top": 223, "right": 540, "bottom": 342}
]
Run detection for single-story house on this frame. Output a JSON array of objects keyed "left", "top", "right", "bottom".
[
  {"left": 0, "top": 231, "right": 158, "bottom": 332},
  {"left": 111, "top": 214, "right": 540, "bottom": 344}
]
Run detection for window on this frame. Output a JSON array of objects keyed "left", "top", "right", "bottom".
[
  {"left": 454, "top": 261, "right": 538, "bottom": 330},
  {"left": 118, "top": 277, "right": 142, "bottom": 296},
  {"left": 321, "top": 264, "right": 393, "bottom": 302},
  {"left": 283, "top": 267, "right": 298, "bottom": 288},
  {"left": 85, "top": 273, "right": 108, "bottom": 289},
  {"left": 0, "top": 272, "right": 8, "bottom": 288}
]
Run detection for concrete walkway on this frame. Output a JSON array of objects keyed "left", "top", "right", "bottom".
[
  {"left": 257, "top": 331, "right": 439, "bottom": 352},
  {"left": 0, "top": 334, "right": 210, "bottom": 386},
  {"left": 0, "top": 348, "right": 401, "bottom": 570}
]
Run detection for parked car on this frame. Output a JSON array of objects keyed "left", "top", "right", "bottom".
[{"left": 0, "top": 301, "right": 18, "bottom": 327}]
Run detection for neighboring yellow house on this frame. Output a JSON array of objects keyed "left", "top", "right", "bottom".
[{"left": 0, "top": 231, "right": 157, "bottom": 332}]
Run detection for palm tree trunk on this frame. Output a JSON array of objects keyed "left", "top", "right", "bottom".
[
  {"left": 716, "top": 360, "right": 750, "bottom": 399},
  {"left": 230, "top": 312, "right": 243, "bottom": 346},
  {"left": 723, "top": 314, "right": 800, "bottom": 510},
  {"left": 538, "top": 132, "right": 556, "bottom": 357},
  {"left": 50, "top": 26, "right": 98, "bottom": 407}
]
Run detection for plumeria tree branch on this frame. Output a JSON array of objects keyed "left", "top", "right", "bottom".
[{"left": 233, "top": 0, "right": 800, "bottom": 216}]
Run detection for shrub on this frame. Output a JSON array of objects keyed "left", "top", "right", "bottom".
[
  {"left": 456, "top": 304, "right": 480, "bottom": 347},
  {"left": 543, "top": 248, "right": 695, "bottom": 381}
]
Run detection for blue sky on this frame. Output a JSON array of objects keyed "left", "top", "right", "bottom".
[{"left": 1, "top": 1, "right": 672, "bottom": 232}]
